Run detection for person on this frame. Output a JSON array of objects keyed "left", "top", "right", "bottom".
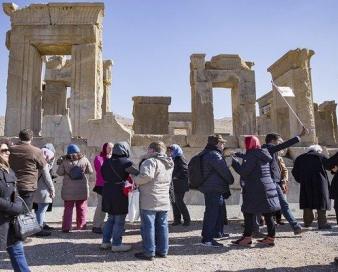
[
  {"left": 261, "top": 128, "right": 307, "bottom": 235},
  {"left": 199, "top": 135, "right": 234, "bottom": 247},
  {"left": 9, "top": 129, "right": 47, "bottom": 210},
  {"left": 274, "top": 155, "right": 289, "bottom": 225},
  {"left": 292, "top": 145, "right": 331, "bottom": 229},
  {"left": 33, "top": 144, "right": 56, "bottom": 237},
  {"left": 231, "top": 136, "right": 280, "bottom": 246},
  {"left": 168, "top": 144, "right": 191, "bottom": 226},
  {"left": 57, "top": 144, "right": 93, "bottom": 232},
  {"left": 325, "top": 151, "right": 338, "bottom": 224},
  {"left": 100, "top": 142, "right": 138, "bottom": 252},
  {"left": 92, "top": 142, "right": 113, "bottom": 234},
  {"left": 133, "top": 141, "right": 174, "bottom": 260},
  {"left": 0, "top": 139, "right": 30, "bottom": 271}
]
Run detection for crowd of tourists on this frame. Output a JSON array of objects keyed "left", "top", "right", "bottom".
[{"left": 1, "top": 127, "right": 338, "bottom": 270}]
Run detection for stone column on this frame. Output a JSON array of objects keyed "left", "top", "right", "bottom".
[
  {"left": 5, "top": 42, "right": 42, "bottom": 136},
  {"left": 102, "top": 60, "right": 113, "bottom": 115},
  {"left": 268, "top": 48, "right": 317, "bottom": 144},
  {"left": 71, "top": 43, "right": 103, "bottom": 137},
  {"left": 190, "top": 54, "right": 214, "bottom": 135}
]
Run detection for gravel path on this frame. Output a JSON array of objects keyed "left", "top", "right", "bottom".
[{"left": 1, "top": 206, "right": 337, "bottom": 272}]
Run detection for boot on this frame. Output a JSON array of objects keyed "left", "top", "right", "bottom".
[
  {"left": 257, "top": 236, "right": 275, "bottom": 246},
  {"left": 231, "top": 236, "right": 252, "bottom": 246}
]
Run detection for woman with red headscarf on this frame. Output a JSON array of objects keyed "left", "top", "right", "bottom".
[
  {"left": 231, "top": 136, "right": 280, "bottom": 246},
  {"left": 92, "top": 142, "right": 113, "bottom": 234}
]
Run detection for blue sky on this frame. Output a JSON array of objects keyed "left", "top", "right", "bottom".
[{"left": 0, "top": 0, "right": 337, "bottom": 118}]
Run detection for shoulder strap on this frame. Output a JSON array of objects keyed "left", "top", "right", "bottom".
[{"left": 109, "top": 159, "right": 124, "bottom": 182}]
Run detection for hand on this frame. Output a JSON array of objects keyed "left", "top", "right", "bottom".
[
  {"left": 50, "top": 191, "right": 55, "bottom": 198},
  {"left": 332, "top": 165, "right": 338, "bottom": 173},
  {"left": 281, "top": 184, "right": 288, "bottom": 193},
  {"left": 299, "top": 126, "right": 308, "bottom": 137}
]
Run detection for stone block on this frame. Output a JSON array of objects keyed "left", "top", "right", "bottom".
[
  {"left": 41, "top": 115, "right": 72, "bottom": 145},
  {"left": 87, "top": 112, "right": 131, "bottom": 147}
]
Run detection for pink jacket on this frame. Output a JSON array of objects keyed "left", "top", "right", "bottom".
[{"left": 94, "top": 155, "right": 106, "bottom": 187}]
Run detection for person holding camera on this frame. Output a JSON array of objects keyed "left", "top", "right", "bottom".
[{"left": 0, "top": 139, "right": 30, "bottom": 271}]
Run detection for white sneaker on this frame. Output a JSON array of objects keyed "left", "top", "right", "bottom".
[
  {"left": 111, "top": 244, "right": 132, "bottom": 252},
  {"left": 100, "top": 243, "right": 111, "bottom": 249}
]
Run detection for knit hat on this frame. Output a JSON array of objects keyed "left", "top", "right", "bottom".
[
  {"left": 207, "top": 135, "right": 226, "bottom": 146},
  {"left": 67, "top": 144, "right": 80, "bottom": 155}
]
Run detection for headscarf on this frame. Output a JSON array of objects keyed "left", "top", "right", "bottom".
[
  {"left": 67, "top": 144, "right": 80, "bottom": 155},
  {"left": 245, "top": 136, "right": 261, "bottom": 151},
  {"left": 169, "top": 144, "right": 183, "bottom": 159},
  {"left": 100, "top": 142, "right": 109, "bottom": 157},
  {"left": 112, "top": 142, "right": 130, "bottom": 158}
]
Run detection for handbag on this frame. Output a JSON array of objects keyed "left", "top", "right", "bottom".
[{"left": 13, "top": 196, "right": 42, "bottom": 240}]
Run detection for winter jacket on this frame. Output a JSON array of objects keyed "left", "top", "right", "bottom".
[
  {"left": 292, "top": 150, "right": 331, "bottom": 210},
  {"left": 57, "top": 155, "right": 93, "bottom": 201},
  {"left": 232, "top": 148, "right": 280, "bottom": 214},
  {"left": 198, "top": 145, "right": 234, "bottom": 194},
  {"left": 324, "top": 152, "right": 338, "bottom": 209},
  {"left": 172, "top": 156, "right": 189, "bottom": 193},
  {"left": 33, "top": 164, "right": 55, "bottom": 203},
  {"left": 134, "top": 153, "right": 174, "bottom": 211},
  {"left": 0, "top": 169, "right": 24, "bottom": 249},
  {"left": 9, "top": 142, "right": 46, "bottom": 192},
  {"left": 94, "top": 155, "right": 106, "bottom": 187},
  {"left": 262, "top": 136, "right": 300, "bottom": 184}
]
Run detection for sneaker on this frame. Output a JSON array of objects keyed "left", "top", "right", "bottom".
[
  {"left": 155, "top": 252, "right": 167, "bottom": 258},
  {"left": 100, "top": 243, "right": 111, "bottom": 250},
  {"left": 35, "top": 230, "right": 51, "bottom": 237},
  {"left": 201, "top": 239, "right": 224, "bottom": 247},
  {"left": 134, "top": 252, "right": 154, "bottom": 261},
  {"left": 111, "top": 244, "right": 132, "bottom": 252},
  {"left": 293, "top": 226, "right": 302, "bottom": 235},
  {"left": 92, "top": 227, "right": 103, "bottom": 234},
  {"left": 171, "top": 221, "right": 181, "bottom": 226},
  {"left": 214, "top": 233, "right": 230, "bottom": 240},
  {"left": 318, "top": 224, "right": 332, "bottom": 230},
  {"left": 43, "top": 224, "right": 55, "bottom": 231}
]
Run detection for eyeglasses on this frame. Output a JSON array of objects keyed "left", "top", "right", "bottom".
[{"left": 0, "top": 149, "right": 10, "bottom": 153}]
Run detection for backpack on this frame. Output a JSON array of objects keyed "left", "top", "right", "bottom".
[
  {"left": 68, "top": 161, "right": 84, "bottom": 180},
  {"left": 188, "top": 151, "right": 209, "bottom": 189}
]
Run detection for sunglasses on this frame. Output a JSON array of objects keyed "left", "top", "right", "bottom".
[{"left": 0, "top": 149, "right": 10, "bottom": 153}]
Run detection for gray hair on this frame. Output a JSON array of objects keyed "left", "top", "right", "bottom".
[{"left": 308, "top": 144, "right": 323, "bottom": 153}]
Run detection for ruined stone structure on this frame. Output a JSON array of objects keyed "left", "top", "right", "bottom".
[
  {"left": 3, "top": 2, "right": 104, "bottom": 137},
  {"left": 267, "top": 48, "right": 317, "bottom": 144},
  {"left": 314, "top": 101, "right": 338, "bottom": 146},
  {"left": 43, "top": 56, "right": 71, "bottom": 116},
  {"left": 168, "top": 112, "right": 192, "bottom": 135},
  {"left": 190, "top": 54, "right": 256, "bottom": 136},
  {"left": 132, "top": 96, "right": 171, "bottom": 134}
]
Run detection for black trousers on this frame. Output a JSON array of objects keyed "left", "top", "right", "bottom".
[
  {"left": 18, "top": 190, "right": 35, "bottom": 211},
  {"left": 243, "top": 212, "right": 275, "bottom": 237},
  {"left": 335, "top": 208, "right": 338, "bottom": 224},
  {"left": 171, "top": 192, "right": 191, "bottom": 223}
]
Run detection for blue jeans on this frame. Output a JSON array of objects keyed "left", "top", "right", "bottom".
[
  {"left": 202, "top": 193, "right": 225, "bottom": 242},
  {"left": 102, "top": 214, "right": 126, "bottom": 246},
  {"left": 35, "top": 203, "right": 50, "bottom": 226},
  {"left": 140, "top": 209, "right": 169, "bottom": 257},
  {"left": 276, "top": 185, "right": 300, "bottom": 229},
  {"left": 7, "top": 242, "right": 30, "bottom": 272}
]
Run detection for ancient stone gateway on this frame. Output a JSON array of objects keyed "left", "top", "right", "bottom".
[
  {"left": 267, "top": 48, "right": 317, "bottom": 144},
  {"left": 3, "top": 2, "right": 104, "bottom": 137},
  {"left": 190, "top": 54, "right": 256, "bottom": 136}
]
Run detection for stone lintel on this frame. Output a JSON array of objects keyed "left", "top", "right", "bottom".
[
  {"left": 4, "top": 2, "right": 104, "bottom": 26},
  {"left": 256, "top": 90, "right": 273, "bottom": 105},
  {"left": 169, "top": 112, "right": 192, "bottom": 122},
  {"left": 267, "top": 48, "right": 315, "bottom": 79},
  {"left": 206, "top": 54, "right": 254, "bottom": 70},
  {"left": 132, "top": 96, "right": 171, "bottom": 105}
]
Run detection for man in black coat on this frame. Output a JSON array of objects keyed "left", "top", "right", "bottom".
[
  {"left": 262, "top": 127, "right": 307, "bottom": 234},
  {"left": 292, "top": 145, "right": 331, "bottom": 229},
  {"left": 199, "top": 135, "right": 234, "bottom": 247},
  {"left": 324, "top": 151, "right": 338, "bottom": 224}
]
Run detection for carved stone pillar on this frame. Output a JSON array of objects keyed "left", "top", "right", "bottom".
[{"left": 102, "top": 60, "right": 113, "bottom": 115}]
